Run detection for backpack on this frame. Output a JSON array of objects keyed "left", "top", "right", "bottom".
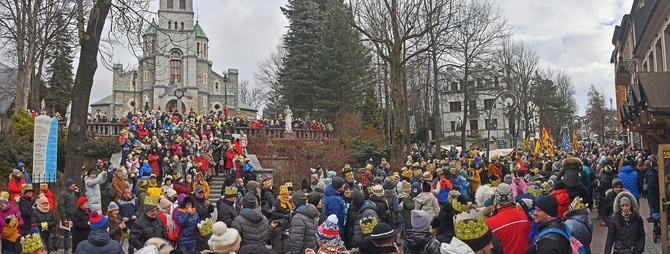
[{"left": 536, "top": 223, "right": 587, "bottom": 254}]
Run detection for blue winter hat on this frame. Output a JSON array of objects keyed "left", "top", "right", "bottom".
[
  {"left": 89, "top": 211, "right": 109, "bottom": 230},
  {"left": 17, "top": 162, "right": 24, "bottom": 168},
  {"left": 65, "top": 179, "right": 75, "bottom": 188}
]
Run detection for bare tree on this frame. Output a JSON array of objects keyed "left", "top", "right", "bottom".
[
  {"left": 0, "top": 0, "right": 77, "bottom": 110},
  {"left": 449, "top": 0, "right": 511, "bottom": 151},
  {"left": 254, "top": 41, "right": 286, "bottom": 117},
  {"left": 586, "top": 84, "right": 605, "bottom": 143},
  {"left": 239, "top": 79, "right": 267, "bottom": 111}
]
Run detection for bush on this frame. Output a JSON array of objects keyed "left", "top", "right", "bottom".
[{"left": 0, "top": 110, "right": 34, "bottom": 177}]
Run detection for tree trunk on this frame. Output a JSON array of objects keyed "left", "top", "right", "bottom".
[
  {"left": 431, "top": 50, "right": 441, "bottom": 159},
  {"left": 63, "top": 0, "right": 112, "bottom": 186}
]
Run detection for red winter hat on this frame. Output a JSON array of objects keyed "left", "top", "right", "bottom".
[{"left": 77, "top": 196, "right": 88, "bottom": 207}]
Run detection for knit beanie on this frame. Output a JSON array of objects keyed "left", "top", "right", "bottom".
[
  {"left": 292, "top": 191, "right": 307, "bottom": 207},
  {"left": 77, "top": 196, "right": 88, "bottom": 207},
  {"left": 89, "top": 211, "right": 109, "bottom": 230},
  {"left": 620, "top": 196, "right": 631, "bottom": 206},
  {"left": 208, "top": 221, "right": 241, "bottom": 253},
  {"left": 494, "top": 183, "right": 515, "bottom": 207},
  {"left": 503, "top": 174, "right": 513, "bottom": 185},
  {"left": 243, "top": 194, "right": 258, "bottom": 209},
  {"left": 165, "top": 188, "right": 177, "bottom": 198},
  {"left": 159, "top": 198, "right": 172, "bottom": 210},
  {"left": 411, "top": 210, "right": 430, "bottom": 232},
  {"left": 107, "top": 202, "right": 119, "bottom": 211},
  {"left": 612, "top": 178, "right": 623, "bottom": 188},
  {"left": 535, "top": 195, "right": 559, "bottom": 217},
  {"left": 316, "top": 214, "right": 340, "bottom": 242},
  {"left": 331, "top": 177, "right": 345, "bottom": 190}
]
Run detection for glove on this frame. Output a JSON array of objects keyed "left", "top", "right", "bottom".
[{"left": 41, "top": 222, "right": 48, "bottom": 231}]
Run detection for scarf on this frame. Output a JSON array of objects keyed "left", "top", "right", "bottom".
[
  {"left": 162, "top": 210, "right": 176, "bottom": 233},
  {"left": 37, "top": 202, "right": 50, "bottom": 213},
  {"left": 622, "top": 211, "right": 632, "bottom": 222},
  {"left": 178, "top": 207, "right": 196, "bottom": 215},
  {"left": 278, "top": 195, "right": 293, "bottom": 212}
]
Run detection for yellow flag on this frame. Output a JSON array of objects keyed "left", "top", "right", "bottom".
[
  {"left": 534, "top": 140, "right": 541, "bottom": 156},
  {"left": 572, "top": 129, "right": 579, "bottom": 151}
]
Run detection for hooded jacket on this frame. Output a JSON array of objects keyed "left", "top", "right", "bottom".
[
  {"left": 352, "top": 201, "right": 379, "bottom": 247},
  {"left": 288, "top": 204, "right": 319, "bottom": 254},
  {"left": 439, "top": 237, "right": 476, "bottom": 254},
  {"left": 85, "top": 172, "right": 106, "bottom": 211},
  {"left": 563, "top": 208, "right": 592, "bottom": 254},
  {"left": 176, "top": 208, "right": 200, "bottom": 246},
  {"left": 74, "top": 229, "right": 124, "bottom": 254},
  {"left": 323, "top": 185, "right": 345, "bottom": 231},
  {"left": 617, "top": 166, "right": 640, "bottom": 200},
  {"left": 414, "top": 192, "right": 440, "bottom": 219},
  {"left": 605, "top": 191, "right": 644, "bottom": 254},
  {"left": 231, "top": 207, "right": 270, "bottom": 246},
  {"left": 216, "top": 198, "right": 239, "bottom": 228},
  {"left": 403, "top": 230, "right": 441, "bottom": 254}
]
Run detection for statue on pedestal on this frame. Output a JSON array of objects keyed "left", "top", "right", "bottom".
[{"left": 284, "top": 105, "right": 293, "bottom": 133}]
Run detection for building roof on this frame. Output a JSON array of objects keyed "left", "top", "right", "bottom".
[
  {"left": 0, "top": 62, "right": 16, "bottom": 114},
  {"left": 91, "top": 94, "right": 113, "bottom": 106},
  {"left": 144, "top": 19, "right": 157, "bottom": 36},
  {"left": 194, "top": 22, "right": 208, "bottom": 39},
  {"left": 238, "top": 101, "right": 258, "bottom": 112},
  {"left": 637, "top": 72, "right": 670, "bottom": 110}
]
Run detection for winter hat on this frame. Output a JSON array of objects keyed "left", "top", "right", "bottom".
[
  {"left": 422, "top": 181, "right": 432, "bottom": 192},
  {"left": 517, "top": 198, "right": 534, "bottom": 212},
  {"left": 411, "top": 210, "right": 431, "bottom": 232},
  {"left": 243, "top": 194, "right": 258, "bottom": 209},
  {"left": 12, "top": 169, "right": 20, "bottom": 176},
  {"left": 159, "top": 198, "right": 172, "bottom": 210},
  {"left": 494, "top": 183, "right": 515, "bottom": 207},
  {"left": 372, "top": 185, "right": 384, "bottom": 197},
  {"left": 311, "top": 174, "right": 319, "bottom": 181},
  {"left": 247, "top": 181, "right": 259, "bottom": 192},
  {"left": 612, "top": 178, "right": 623, "bottom": 188},
  {"left": 503, "top": 174, "right": 513, "bottom": 185},
  {"left": 620, "top": 196, "right": 631, "bottom": 206},
  {"left": 562, "top": 157, "right": 583, "bottom": 169},
  {"left": 107, "top": 202, "right": 119, "bottom": 212},
  {"left": 77, "top": 196, "right": 88, "bottom": 207},
  {"left": 307, "top": 193, "right": 322, "bottom": 207},
  {"left": 331, "top": 177, "right": 345, "bottom": 190},
  {"left": 143, "top": 196, "right": 159, "bottom": 213},
  {"left": 292, "top": 191, "right": 307, "bottom": 206},
  {"left": 535, "top": 195, "right": 559, "bottom": 217},
  {"left": 208, "top": 221, "right": 241, "bottom": 253},
  {"left": 327, "top": 171, "right": 337, "bottom": 179},
  {"left": 383, "top": 179, "right": 395, "bottom": 190},
  {"left": 65, "top": 179, "right": 75, "bottom": 188},
  {"left": 301, "top": 179, "right": 309, "bottom": 191},
  {"left": 89, "top": 211, "right": 109, "bottom": 230},
  {"left": 316, "top": 214, "right": 340, "bottom": 242},
  {"left": 165, "top": 188, "right": 177, "bottom": 198}
]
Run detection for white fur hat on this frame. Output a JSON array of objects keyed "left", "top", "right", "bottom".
[{"left": 208, "top": 221, "right": 241, "bottom": 253}]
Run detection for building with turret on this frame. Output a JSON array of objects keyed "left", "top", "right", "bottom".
[{"left": 91, "top": 0, "right": 257, "bottom": 118}]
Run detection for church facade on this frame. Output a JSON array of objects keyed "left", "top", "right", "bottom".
[{"left": 91, "top": 0, "right": 256, "bottom": 118}]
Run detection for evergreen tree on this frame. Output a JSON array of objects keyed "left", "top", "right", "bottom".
[
  {"left": 314, "top": 1, "right": 373, "bottom": 122},
  {"left": 44, "top": 15, "right": 74, "bottom": 115},
  {"left": 279, "top": 0, "right": 324, "bottom": 117},
  {"left": 360, "top": 82, "right": 383, "bottom": 130}
]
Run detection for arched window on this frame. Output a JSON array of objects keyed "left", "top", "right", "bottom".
[
  {"left": 168, "top": 22, "right": 171, "bottom": 29},
  {"left": 181, "top": 22, "right": 184, "bottom": 30},
  {"left": 170, "top": 50, "right": 182, "bottom": 83},
  {"left": 204, "top": 43, "right": 207, "bottom": 58},
  {"left": 215, "top": 82, "right": 219, "bottom": 93},
  {"left": 197, "top": 42, "right": 200, "bottom": 56}
]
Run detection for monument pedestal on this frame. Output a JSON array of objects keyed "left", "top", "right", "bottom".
[{"left": 284, "top": 132, "right": 296, "bottom": 139}]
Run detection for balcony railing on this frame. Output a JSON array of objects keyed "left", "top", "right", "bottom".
[{"left": 62, "top": 123, "right": 337, "bottom": 140}]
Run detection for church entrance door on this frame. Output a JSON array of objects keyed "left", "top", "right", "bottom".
[{"left": 166, "top": 99, "right": 186, "bottom": 113}]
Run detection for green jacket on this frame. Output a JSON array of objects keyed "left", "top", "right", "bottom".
[{"left": 57, "top": 189, "right": 81, "bottom": 221}]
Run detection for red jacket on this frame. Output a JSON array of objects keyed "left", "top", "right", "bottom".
[
  {"left": 148, "top": 153, "right": 160, "bottom": 176},
  {"left": 158, "top": 212, "right": 179, "bottom": 242},
  {"left": 41, "top": 190, "right": 55, "bottom": 210},
  {"left": 173, "top": 182, "right": 192, "bottom": 196},
  {"left": 196, "top": 156, "right": 209, "bottom": 172},
  {"left": 486, "top": 206, "right": 531, "bottom": 254},
  {"left": 550, "top": 189, "right": 571, "bottom": 221},
  {"left": 8, "top": 178, "right": 25, "bottom": 206}
]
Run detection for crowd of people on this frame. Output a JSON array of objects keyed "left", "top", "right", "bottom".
[{"left": 0, "top": 108, "right": 660, "bottom": 254}]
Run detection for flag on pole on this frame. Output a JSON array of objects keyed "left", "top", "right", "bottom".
[
  {"left": 534, "top": 139, "right": 541, "bottom": 156},
  {"left": 541, "top": 126, "right": 550, "bottom": 149},
  {"left": 572, "top": 129, "right": 579, "bottom": 151}
]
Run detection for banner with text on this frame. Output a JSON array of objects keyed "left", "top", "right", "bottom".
[{"left": 33, "top": 115, "right": 58, "bottom": 182}]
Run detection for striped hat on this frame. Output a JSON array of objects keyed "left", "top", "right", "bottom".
[{"left": 316, "top": 214, "right": 340, "bottom": 242}]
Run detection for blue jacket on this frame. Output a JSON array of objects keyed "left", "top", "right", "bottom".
[
  {"left": 618, "top": 166, "right": 639, "bottom": 200},
  {"left": 457, "top": 175, "right": 470, "bottom": 195},
  {"left": 564, "top": 209, "right": 592, "bottom": 253},
  {"left": 140, "top": 163, "right": 152, "bottom": 177},
  {"left": 117, "top": 196, "right": 140, "bottom": 222},
  {"left": 323, "top": 185, "right": 345, "bottom": 233},
  {"left": 176, "top": 210, "right": 200, "bottom": 246},
  {"left": 242, "top": 163, "right": 254, "bottom": 173},
  {"left": 74, "top": 228, "right": 124, "bottom": 254}
]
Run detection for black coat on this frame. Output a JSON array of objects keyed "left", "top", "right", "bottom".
[
  {"left": 403, "top": 230, "right": 441, "bottom": 254},
  {"left": 216, "top": 199, "right": 239, "bottom": 228},
  {"left": 31, "top": 208, "right": 57, "bottom": 250},
  {"left": 526, "top": 218, "right": 571, "bottom": 254},
  {"left": 72, "top": 208, "right": 91, "bottom": 252},
  {"left": 129, "top": 213, "right": 167, "bottom": 250},
  {"left": 18, "top": 197, "right": 34, "bottom": 231},
  {"left": 194, "top": 196, "right": 215, "bottom": 251},
  {"left": 605, "top": 212, "right": 645, "bottom": 254}
]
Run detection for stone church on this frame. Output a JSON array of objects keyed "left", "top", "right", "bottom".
[{"left": 91, "top": 0, "right": 257, "bottom": 118}]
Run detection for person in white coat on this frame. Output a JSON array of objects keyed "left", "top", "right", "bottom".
[{"left": 85, "top": 168, "right": 107, "bottom": 212}]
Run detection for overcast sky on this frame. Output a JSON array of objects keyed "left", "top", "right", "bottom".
[{"left": 88, "top": 0, "right": 634, "bottom": 116}]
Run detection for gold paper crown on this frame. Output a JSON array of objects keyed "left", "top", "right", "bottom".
[
  {"left": 0, "top": 191, "right": 8, "bottom": 201},
  {"left": 393, "top": 171, "right": 399, "bottom": 176},
  {"left": 263, "top": 179, "right": 273, "bottom": 188},
  {"left": 454, "top": 208, "right": 490, "bottom": 241},
  {"left": 343, "top": 164, "right": 351, "bottom": 170},
  {"left": 451, "top": 198, "right": 471, "bottom": 213},
  {"left": 402, "top": 170, "right": 412, "bottom": 178},
  {"left": 224, "top": 186, "right": 238, "bottom": 196},
  {"left": 489, "top": 178, "right": 501, "bottom": 187},
  {"left": 197, "top": 218, "right": 213, "bottom": 236},
  {"left": 345, "top": 171, "right": 354, "bottom": 179},
  {"left": 541, "top": 181, "right": 553, "bottom": 192},
  {"left": 569, "top": 196, "right": 587, "bottom": 210},
  {"left": 39, "top": 183, "right": 48, "bottom": 191},
  {"left": 412, "top": 162, "right": 420, "bottom": 168},
  {"left": 144, "top": 196, "right": 159, "bottom": 207},
  {"left": 372, "top": 185, "right": 384, "bottom": 195},
  {"left": 448, "top": 190, "right": 461, "bottom": 204},
  {"left": 284, "top": 182, "right": 293, "bottom": 188},
  {"left": 366, "top": 186, "right": 373, "bottom": 194},
  {"left": 402, "top": 182, "right": 411, "bottom": 190},
  {"left": 436, "top": 168, "right": 444, "bottom": 175},
  {"left": 527, "top": 186, "right": 542, "bottom": 197},
  {"left": 389, "top": 175, "right": 399, "bottom": 181},
  {"left": 21, "top": 183, "right": 33, "bottom": 191},
  {"left": 360, "top": 215, "right": 378, "bottom": 235},
  {"left": 20, "top": 233, "right": 44, "bottom": 253},
  {"left": 420, "top": 161, "right": 427, "bottom": 167},
  {"left": 365, "top": 164, "right": 373, "bottom": 170},
  {"left": 279, "top": 185, "right": 289, "bottom": 194},
  {"left": 413, "top": 169, "right": 422, "bottom": 177}
]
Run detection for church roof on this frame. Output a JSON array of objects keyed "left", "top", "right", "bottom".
[
  {"left": 91, "top": 94, "right": 113, "bottom": 106},
  {"left": 238, "top": 101, "right": 258, "bottom": 112},
  {"left": 144, "top": 19, "right": 157, "bottom": 35},
  {"left": 0, "top": 62, "right": 16, "bottom": 114},
  {"left": 194, "top": 22, "right": 208, "bottom": 39}
]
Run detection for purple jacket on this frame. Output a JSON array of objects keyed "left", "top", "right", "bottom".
[{"left": 0, "top": 205, "right": 23, "bottom": 233}]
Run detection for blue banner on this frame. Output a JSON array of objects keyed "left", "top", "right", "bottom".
[{"left": 45, "top": 118, "right": 58, "bottom": 182}]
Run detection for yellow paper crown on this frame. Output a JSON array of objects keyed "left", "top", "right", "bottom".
[
  {"left": 366, "top": 186, "right": 373, "bottom": 194},
  {"left": 569, "top": 196, "right": 587, "bottom": 211},
  {"left": 489, "top": 178, "right": 501, "bottom": 187},
  {"left": 21, "top": 183, "right": 33, "bottom": 192},
  {"left": 0, "top": 191, "right": 9, "bottom": 201},
  {"left": 144, "top": 196, "right": 159, "bottom": 207},
  {"left": 366, "top": 164, "right": 373, "bottom": 170},
  {"left": 360, "top": 215, "right": 378, "bottom": 235},
  {"left": 197, "top": 218, "right": 213, "bottom": 236},
  {"left": 451, "top": 198, "right": 471, "bottom": 213},
  {"left": 284, "top": 182, "right": 293, "bottom": 188},
  {"left": 454, "top": 208, "right": 490, "bottom": 241},
  {"left": 402, "top": 182, "right": 411, "bottom": 190},
  {"left": 343, "top": 164, "right": 351, "bottom": 170},
  {"left": 39, "top": 183, "right": 48, "bottom": 191},
  {"left": 224, "top": 186, "right": 238, "bottom": 196},
  {"left": 448, "top": 190, "right": 461, "bottom": 204},
  {"left": 541, "top": 181, "right": 553, "bottom": 192},
  {"left": 413, "top": 170, "right": 422, "bottom": 177},
  {"left": 402, "top": 169, "right": 412, "bottom": 178},
  {"left": 527, "top": 186, "right": 542, "bottom": 197},
  {"left": 345, "top": 171, "right": 354, "bottom": 179},
  {"left": 20, "top": 233, "right": 44, "bottom": 253},
  {"left": 279, "top": 185, "right": 289, "bottom": 195},
  {"left": 263, "top": 179, "right": 273, "bottom": 188}
]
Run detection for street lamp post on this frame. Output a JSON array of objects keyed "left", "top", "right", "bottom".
[
  {"left": 222, "top": 72, "right": 229, "bottom": 108},
  {"left": 486, "top": 92, "right": 517, "bottom": 160},
  {"left": 132, "top": 71, "right": 137, "bottom": 115}
]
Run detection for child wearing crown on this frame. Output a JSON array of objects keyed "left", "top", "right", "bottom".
[{"left": 2, "top": 215, "right": 22, "bottom": 253}]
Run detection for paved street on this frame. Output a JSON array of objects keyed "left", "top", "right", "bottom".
[{"left": 590, "top": 197, "right": 662, "bottom": 254}]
